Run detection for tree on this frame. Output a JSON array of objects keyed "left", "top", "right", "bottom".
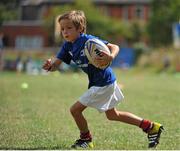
[
  {"left": 147, "top": 0, "right": 180, "bottom": 46},
  {"left": 0, "top": 0, "right": 19, "bottom": 26}
]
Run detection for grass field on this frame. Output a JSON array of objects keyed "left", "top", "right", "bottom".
[{"left": 0, "top": 70, "right": 180, "bottom": 150}]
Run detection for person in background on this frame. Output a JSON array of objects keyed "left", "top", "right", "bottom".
[{"left": 0, "top": 32, "right": 4, "bottom": 71}]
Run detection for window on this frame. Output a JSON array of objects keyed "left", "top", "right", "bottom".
[
  {"left": 134, "top": 5, "right": 144, "bottom": 19},
  {"left": 21, "top": 6, "right": 39, "bottom": 20}
]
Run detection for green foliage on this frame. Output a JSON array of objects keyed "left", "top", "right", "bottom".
[
  {"left": 43, "top": 0, "right": 131, "bottom": 44},
  {"left": 0, "top": 3, "right": 18, "bottom": 26},
  {"left": 147, "top": 0, "right": 180, "bottom": 46},
  {"left": 130, "top": 21, "right": 147, "bottom": 42},
  {"left": 133, "top": 42, "right": 149, "bottom": 63},
  {"left": 137, "top": 47, "right": 180, "bottom": 73}
]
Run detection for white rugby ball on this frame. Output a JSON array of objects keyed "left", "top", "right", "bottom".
[{"left": 84, "top": 38, "right": 111, "bottom": 69}]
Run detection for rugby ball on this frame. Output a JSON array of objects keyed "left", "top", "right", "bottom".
[{"left": 84, "top": 38, "right": 111, "bottom": 69}]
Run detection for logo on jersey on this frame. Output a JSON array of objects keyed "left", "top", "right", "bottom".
[
  {"left": 68, "top": 51, "right": 73, "bottom": 56},
  {"left": 76, "top": 60, "right": 81, "bottom": 64},
  {"left": 80, "top": 49, "right": 85, "bottom": 56}
]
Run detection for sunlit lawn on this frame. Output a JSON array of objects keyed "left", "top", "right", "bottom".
[{"left": 0, "top": 70, "right": 180, "bottom": 149}]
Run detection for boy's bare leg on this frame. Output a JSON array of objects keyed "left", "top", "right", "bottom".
[
  {"left": 70, "top": 101, "right": 93, "bottom": 148},
  {"left": 70, "top": 101, "right": 88, "bottom": 133},
  {"left": 105, "top": 108, "right": 143, "bottom": 126},
  {"left": 105, "top": 108, "right": 164, "bottom": 148}
]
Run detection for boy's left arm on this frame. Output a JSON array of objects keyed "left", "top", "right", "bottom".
[
  {"left": 107, "top": 43, "right": 119, "bottom": 61},
  {"left": 95, "top": 43, "right": 119, "bottom": 67}
]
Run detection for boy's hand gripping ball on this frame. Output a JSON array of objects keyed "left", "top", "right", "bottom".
[{"left": 84, "top": 38, "right": 111, "bottom": 69}]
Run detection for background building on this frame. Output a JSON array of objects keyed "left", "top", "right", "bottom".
[{"left": 1, "top": 0, "right": 151, "bottom": 49}]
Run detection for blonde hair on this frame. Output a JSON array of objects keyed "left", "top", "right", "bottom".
[{"left": 58, "top": 10, "right": 86, "bottom": 33}]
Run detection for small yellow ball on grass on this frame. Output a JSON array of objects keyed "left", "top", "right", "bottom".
[{"left": 21, "top": 82, "right": 29, "bottom": 89}]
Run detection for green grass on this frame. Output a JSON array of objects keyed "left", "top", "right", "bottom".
[{"left": 0, "top": 70, "right": 180, "bottom": 149}]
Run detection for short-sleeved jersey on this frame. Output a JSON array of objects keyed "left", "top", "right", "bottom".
[{"left": 56, "top": 33, "right": 116, "bottom": 88}]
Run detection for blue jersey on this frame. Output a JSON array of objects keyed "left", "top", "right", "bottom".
[{"left": 56, "top": 34, "right": 116, "bottom": 88}]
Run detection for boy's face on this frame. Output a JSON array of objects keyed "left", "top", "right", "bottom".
[{"left": 59, "top": 19, "right": 81, "bottom": 42}]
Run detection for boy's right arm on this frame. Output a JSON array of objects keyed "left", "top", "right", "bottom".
[{"left": 42, "top": 58, "right": 62, "bottom": 72}]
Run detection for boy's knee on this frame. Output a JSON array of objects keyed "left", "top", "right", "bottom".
[
  {"left": 106, "top": 114, "right": 116, "bottom": 121},
  {"left": 70, "top": 101, "right": 86, "bottom": 117},
  {"left": 105, "top": 109, "right": 120, "bottom": 121},
  {"left": 70, "top": 105, "right": 80, "bottom": 116},
  {"left": 70, "top": 106, "right": 76, "bottom": 115}
]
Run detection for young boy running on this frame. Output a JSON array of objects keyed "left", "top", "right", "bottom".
[{"left": 43, "top": 10, "right": 163, "bottom": 149}]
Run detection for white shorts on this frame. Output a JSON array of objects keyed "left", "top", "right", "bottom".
[{"left": 79, "top": 81, "right": 124, "bottom": 112}]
